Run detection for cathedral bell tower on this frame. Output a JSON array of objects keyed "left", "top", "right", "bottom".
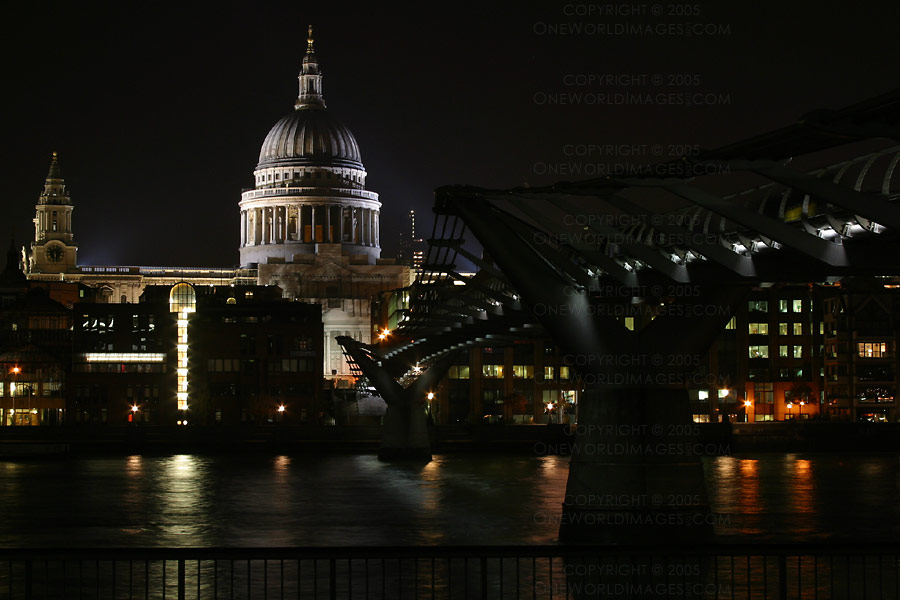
[{"left": 31, "top": 152, "right": 77, "bottom": 274}]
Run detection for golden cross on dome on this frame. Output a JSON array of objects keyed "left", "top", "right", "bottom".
[{"left": 307, "top": 25, "right": 314, "bottom": 52}]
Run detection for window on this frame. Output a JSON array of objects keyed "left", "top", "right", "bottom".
[
  {"left": 779, "top": 300, "right": 788, "bottom": 313},
  {"left": 756, "top": 383, "right": 774, "bottom": 404},
  {"left": 544, "top": 366, "right": 555, "bottom": 380},
  {"left": 559, "top": 366, "right": 570, "bottom": 380},
  {"left": 698, "top": 390, "right": 709, "bottom": 401},
  {"left": 858, "top": 342, "right": 888, "bottom": 358},
  {"left": 792, "top": 300, "right": 803, "bottom": 313},
  {"left": 449, "top": 365, "right": 470, "bottom": 379},
  {"left": 793, "top": 346, "right": 803, "bottom": 359},
  {"left": 779, "top": 323, "right": 788, "bottom": 335},
  {"left": 725, "top": 317, "right": 736, "bottom": 330},
  {"left": 512, "top": 365, "right": 533, "bottom": 378},
  {"left": 748, "top": 323, "right": 768, "bottom": 335},
  {"left": 748, "top": 300, "right": 768, "bottom": 313},
  {"left": 482, "top": 364, "right": 503, "bottom": 378},
  {"left": 749, "top": 345, "right": 769, "bottom": 359},
  {"left": 793, "top": 323, "right": 803, "bottom": 335},
  {"left": 779, "top": 345, "right": 789, "bottom": 358}
]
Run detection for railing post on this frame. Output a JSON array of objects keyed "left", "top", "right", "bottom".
[
  {"left": 24, "top": 560, "right": 33, "bottom": 600},
  {"left": 481, "top": 557, "right": 488, "bottom": 599},
  {"left": 778, "top": 554, "right": 787, "bottom": 600},
  {"left": 178, "top": 559, "right": 186, "bottom": 600},
  {"left": 329, "top": 558, "right": 337, "bottom": 600}
]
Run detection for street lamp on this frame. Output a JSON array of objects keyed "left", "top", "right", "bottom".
[
  {"left": 426, "top": 392, "right": 435, "bottom": 420},
  {"left": 743, "top": 399, "right": 752, "bottom": 423},
  {"left": 799, "top": 399, "right": 806, "bottom": 419},
  {"left": 10, "top": 366, "right": 21, "bottom": 426},
  {"left": 787, "top": 402, "right": 794, "bottom": 421}
]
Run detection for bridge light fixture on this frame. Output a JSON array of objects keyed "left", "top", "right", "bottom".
[{"left": 427, "top": 392, "right": 435, "bottom": 400}]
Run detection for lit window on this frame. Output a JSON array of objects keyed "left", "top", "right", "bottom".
[
  {"left": 779, "top": 300, "right": 788, "bottom": 312},
  {"left": 779, "top": 345, "right": 788, "bottom": 357},
  {"left": 482, "top": 364, "right": 503, "bottom": 378},
  {"left": 512, "top": 365, "right": 533, "bottom": 378},
  {"left": 793, "top": 346, "right": 803, "bottom": 359},
  {"left": 544, "top": 366, "right": 555, "bottom": 380},
  {"left": 793, "top": 323, "right": 803, "bottom": 335},
  {"left": 749, "top": 300, "right": 768, "bottom": 313},
  {"left": 792, "top": 300, "right": 803, "bottom": 313},
  {"left": 749, "top": 345, "right": 769, "bottom": 359},
  {"left": 449, "top": 365, "right": 470, "bottom": 379},
  {"left": 725, "top": 317, "right": 736, "bottom": 330},
  {"left": 858, "top": 342, "right": 888, "bottom": 358},
  {"left": 748, "top": 322, "right": 768, "bottom": 335}
]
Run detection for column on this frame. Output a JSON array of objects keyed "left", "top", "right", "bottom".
[
  {"left": 277, "top": 206, "right": 284, "bottom": 243},
  {"left": 270, "top": 208, "right": 276, "bottom": 244},
  {"left": 374, "top": 212, "right": 379, "bottom": 247},
  {"left": 297, "top": 204, "right": 306, "bottom": 242},
  {"left": 326, "top": 204, "right": 332, "bottom": 242},
  {"left": 310, "top": 205, "right": 316, "bottom": 242},
  {"left": 336, "top": 206, "right": 343, "bottom": 242},
  {"left": 362, "top": 209, "right": 368, "bottom": 246}
]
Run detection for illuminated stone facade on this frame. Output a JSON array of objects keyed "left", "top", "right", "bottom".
[{"left": 24, "top": 29, "right": 410, "bottom": 386}]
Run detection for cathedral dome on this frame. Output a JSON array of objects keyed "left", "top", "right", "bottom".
[{"left": 257, "top": 108, "right": 363, "bottom": 171}]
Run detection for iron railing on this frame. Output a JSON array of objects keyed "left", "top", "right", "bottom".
[{"left": 1, "top": 543, "right": 898, "bottom": 599}]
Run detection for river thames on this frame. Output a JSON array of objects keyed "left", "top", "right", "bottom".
[{"left": 1, "top": 453, "right": 897, "bottom": 548}]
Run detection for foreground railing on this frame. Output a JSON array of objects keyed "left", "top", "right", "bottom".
[{"left": 1, "top": 544, "right": 898, "bottom": 599}]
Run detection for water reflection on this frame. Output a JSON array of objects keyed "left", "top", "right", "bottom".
[{"left": 0, "top": 453, "right": 896, "bottom": 547}]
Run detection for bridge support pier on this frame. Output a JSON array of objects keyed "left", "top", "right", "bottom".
[
  {"left": 560, "top": 387, "right": 712, "bottom": 544},
  {"left": 337, "top": 336, "right": 458, "bottom": 462},
  {"left": 379, "top": 392, "right": 431, "bottom": 461}
]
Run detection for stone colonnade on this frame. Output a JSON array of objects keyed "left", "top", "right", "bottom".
[{"left": 240, "top": 204, "right": 379, "bottom": 247}]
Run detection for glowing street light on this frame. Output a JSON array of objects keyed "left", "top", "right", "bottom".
[
  {"left": 277, "top": 405, "right": 286, "bottom": 413},
  {"left": 131, "top": 405, "right": 140, "bottom": 413},
  {"left": 11, "top": 366, "right": 21, "bottom": 375}
]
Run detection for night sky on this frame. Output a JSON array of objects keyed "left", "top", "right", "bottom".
[{"left": 2, "top": 1, "right": 898, "bottom": 267}]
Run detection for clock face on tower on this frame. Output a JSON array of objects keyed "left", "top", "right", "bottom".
[{"left": 45, "top": 245, "right": 63, "bottom": 263}]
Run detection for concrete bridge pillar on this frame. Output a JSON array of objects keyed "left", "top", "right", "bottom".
[
  {"left": 337, "top": 336, "right": 456, "bottom": 462},
  {"left": 560, "top": 387, "right": 712, "bottom": 543}
]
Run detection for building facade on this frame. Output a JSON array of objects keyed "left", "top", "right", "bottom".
[{"left": 22, "top": 29, "right": 410, "bottom": 386}]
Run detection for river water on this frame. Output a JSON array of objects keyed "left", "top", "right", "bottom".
[{"left": 1, "top": 453, "right": 897, "bottom": 547}]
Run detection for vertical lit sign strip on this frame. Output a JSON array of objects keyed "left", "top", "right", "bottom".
[{"left": 169, "top": 284, "right": 197, "bottom": 415}]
